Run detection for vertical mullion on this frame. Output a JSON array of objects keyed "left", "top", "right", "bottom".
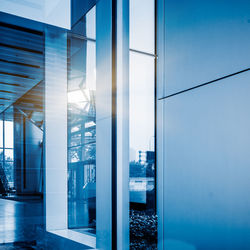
[
  {"left": 156, "top": 0, "right": 165, "bottom": 249},
  {"left": 116, "top": 0, "right": 130, "bottom": 249},
  {"left": 154, "top": 0, "right": 157, "bottom": 216},
  {"left": 45, "top": 26, "right": 68, "bottom": 231},
  {"left": 96, "top": 0, "right": 113, "bottom": 248},
  {"left": 112, "top": 0, "right": 117, "bottom": 249}
]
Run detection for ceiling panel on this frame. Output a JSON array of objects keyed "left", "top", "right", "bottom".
[{"left": 0, "top": 21, "right": 44, "bottom": 113}]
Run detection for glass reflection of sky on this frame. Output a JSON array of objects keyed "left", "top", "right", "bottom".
[
  {"left": 129, "top": 52, "right": 155, "bottom": 161},
  {"left": 130, "top": 0, "right": 155, "bottom": 53},
  {"left": 129, "top": 0, "right": 155, "bottom": 161}
]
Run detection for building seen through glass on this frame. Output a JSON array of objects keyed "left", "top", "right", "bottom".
[{"left": 0, "top": 0, "right": 250, "bottom": 249}]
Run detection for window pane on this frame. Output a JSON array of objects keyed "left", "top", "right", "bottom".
[
  {"left": 129, "top": 52, "right": 155, "bottom": 161},
  {"left": 68, "top": 7, "right": 96, "bottom": 232},
  {"left": 5, "top": 149, "right": 13, "bottom": 161},
  {"left": 86, "top": 6, "right": 96, "bottom": 40},
  {"left": 71, "top": 6, "right": 96, "bottom": 40},
  {"left": 129, "top": 51, "right": 156, "bottom": 248},
  {"left": 4, "top": 121, "right": 13, "bottom": 148},
  {"left": 130, "top": 0, "right": 155, "bottom": 53},
  {"left": 0, "top": 120, "right": 2, "bottom": 148},
  {"left": 4, "top": 161, "right": 14, "bottom": 188}
]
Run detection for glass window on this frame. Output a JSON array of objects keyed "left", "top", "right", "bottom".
[
  {"left": 129, "top": 52, "right": 155, "bottom": 160},
  {"left": 0, "top": 120, "right": 3, "bottom": 148},
  {"left": 0, "top": 149, "right": 3, "bottom": 161},
  {"left": 130, "top": 0, "right": 155, "bottom": 53},
  {"left": 68, "top": 6, "right": 96, "bottom": 233},
  {"left": 129, "top": 0, "right": 156, "bottom": 248},
  {"left": 86, "top": 6, "right": 96, "bottom": 40},
  {"left": 5, "top": 149, "right": 13, "bottom": 161},
  {"left": 129, "top": 52, "right": 157, "bottom": 248},
  {"left": 4, "top": 121, "right": 13, "bottom": 148},
  {"left": 70, "top": 6, "right": 96, "bottom": 40},
  {"left": 4, "top": 161, "right": 14, "bottom": 188}
]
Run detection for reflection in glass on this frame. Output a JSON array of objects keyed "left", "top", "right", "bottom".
[
  {"left": 129, "top": 0, "right": 156, "bottom": 246},
  {"left": 129, "top": 52, "right": 155, "bottom": 160},
  {"left": 129, "top": 51, "right": 156, "bottom": 248},
  {"left": 68, "top": 6, "right": 96, "bottom": 233},
  {"left": 70, "top": 6, "right": 96, "bottom": 40},
  {"left": 129, "top": 52, "right": 155, "bottom": 206},
  {"left": 129, "top": 0, "right": 155, "bottom": 53},
  {"left": 3, "top": 161, "right": 14, "bottom": 188},
  {"left": 4, "top": 121, "right": 13, "bottom": 148},
  {"left": 86, "top": 7, "right": 96, "bottom": 40}
]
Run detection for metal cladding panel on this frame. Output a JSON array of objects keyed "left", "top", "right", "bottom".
[
  {"left": 162, "top": 71, "right": 250, "bottom": 249},
  {"left": 162, "top": 0, "right": 250, "bottom": 97}
]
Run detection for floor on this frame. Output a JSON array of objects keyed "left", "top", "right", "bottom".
[
  {"left": 0, "top": 197, "right": 44, "bottom": 249},
  {"left": 0, "top": 197, "right": 94, "bottom": 249}
]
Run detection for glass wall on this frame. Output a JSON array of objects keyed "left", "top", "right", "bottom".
[
  {"left": 0, "top": 13, "right": 44, "bottom": 200},
  {"left": 0, "top": 2, "right": 113, "bottom": 248},
  {"left": 129, "top": 0, "right": 157, "bottom": 248},
  {"left": 68, "top": 6, "right": 97, "bottom": 233}
]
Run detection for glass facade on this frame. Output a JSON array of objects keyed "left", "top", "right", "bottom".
[
  {"left": 1, "top": 0, "right": 250, "bottom": 249},
  {"left": 0, "top": 0, "right": 159, "bottom": 248},
  {"left": 0, "top": 0, "right": 158, "bottom": 247}
]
